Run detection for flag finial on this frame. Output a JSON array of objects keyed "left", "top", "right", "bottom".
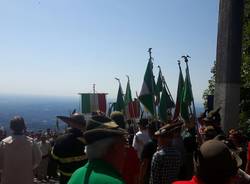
[
  {"left": 181, "top": 55, "right": 191, "bottom": 63},
  {"left": 148, "top": 48, "right": 152, "bottom": 53},
  {"left": 148, "top": 48, "right": 152, "bottom": 59}
]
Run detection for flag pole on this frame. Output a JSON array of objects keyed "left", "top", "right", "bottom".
[
  {"left": 177, "top": 60, "right": 182, "bottom": 72},
  {"left": 182, "top": 55, "right": 196, "bottom": 118},
  {"left": 115, "top": 77, "right": 121, "bottom": 91},
  {"left": 115, "top": 78, "right": 121, "bottom": 113},
  {"left": 148, "top": 48, "right": 156, "bottom": 118},
  {"left": 115, "top": 77, "right": 124, "bottom": 113},
  {"left": 126, "top": 75, "right": 136, "bottom": 119},
  {"left": 173, "top": 60, "right": 182, "bottom": 120},
  {"left": 182, "top": 55, "right": 199, "bottom": 141}
]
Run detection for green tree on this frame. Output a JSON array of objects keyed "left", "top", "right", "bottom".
[
  {"left": 240, "top": 0, "right": 250, "bottom": 126},
  {"left": 202, "top": 61, "right": 216, "bottom": 109},
  {"left": 241, "top": 0, "right": 250, "bottom": 89}
]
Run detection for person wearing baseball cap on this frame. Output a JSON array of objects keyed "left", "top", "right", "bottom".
[{"left": 68, "top": 115, "right": 127, "bottom": 184}]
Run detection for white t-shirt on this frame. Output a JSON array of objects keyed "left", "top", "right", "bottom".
[{"left": 132, "top": 129, "right": 150, "bottom": 158}]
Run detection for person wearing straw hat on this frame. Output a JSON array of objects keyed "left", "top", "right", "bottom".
[
  {"left": 51, "top": 112, "right": 87, "bottom": 184},
  {"left": 68, "top": 115, "right": 127, "bottom": 184}
]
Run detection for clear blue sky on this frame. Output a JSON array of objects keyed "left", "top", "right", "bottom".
[{"left": 0, "top": 0, "right": 219, "bottom": 103}]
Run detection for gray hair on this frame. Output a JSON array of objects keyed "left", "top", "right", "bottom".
[{"left": 86, "top": 137, "right": 116, "bottom": 160}]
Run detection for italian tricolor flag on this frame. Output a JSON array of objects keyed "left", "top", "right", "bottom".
[{"left": 80, "top": 93, "right": 107, "bottom": 113}]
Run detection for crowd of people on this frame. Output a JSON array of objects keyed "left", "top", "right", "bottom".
[{"left": 0, "top": 109, "right": 250, "bottom": 184}]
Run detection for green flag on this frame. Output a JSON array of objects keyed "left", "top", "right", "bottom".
[
  {"left": 156, "top": 68, "right": 163, "bottom": 93},
  {"left": 182, "top": 65, "right": 193, "bottom": 106},
  {"left": 173, "top": 63, "right": 185, "bottom": 119},
  {"left": 124, "top": 78, "right": 132, "bottom": 106},
  {"left": 159, "top": 86, "right": 175, "bottom": 121},
  {"left": 115, "top": 83, "right": 125, "bottom": 111},
  {"left": 180, "top": 64, "right": 193, "bottom": 121},
  {"left": 155, "top": 68, "right": 163, "bottom": 105},
  {"left": 139, "top": 60, "right": 156, "bottom": 116}
]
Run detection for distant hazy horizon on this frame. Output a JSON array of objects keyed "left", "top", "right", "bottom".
[{"left": 0, "top": 94, "right": 204, "bottom": 132}]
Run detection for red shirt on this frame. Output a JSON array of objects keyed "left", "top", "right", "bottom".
[
  {"left": 173, "top": 176, "right": 204, "bottom": 184},
  {"left": 121, "top": 146, "right": 140, "bottom": 184}
]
